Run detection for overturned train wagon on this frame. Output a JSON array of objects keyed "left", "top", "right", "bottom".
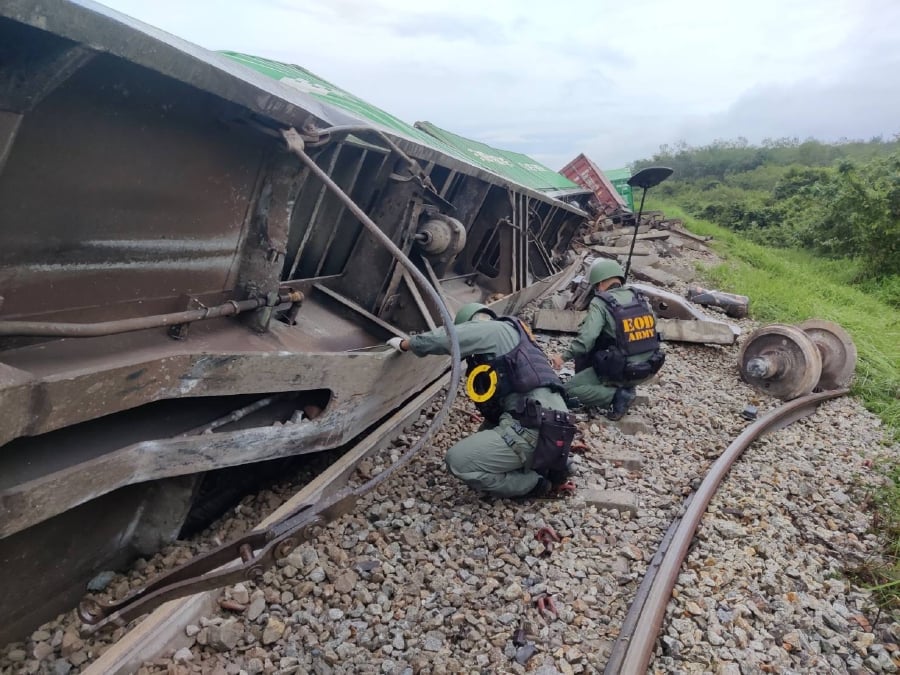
[{"left": 0, "top": 0, "right": 587, "bottom": 642}]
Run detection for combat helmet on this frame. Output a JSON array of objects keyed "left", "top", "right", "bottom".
[
  {"left": 454, "top": 302, "right": 497, "bottom": 325},
  {"left": 588, "top": 259, "right": 626, "bottom": 286}
]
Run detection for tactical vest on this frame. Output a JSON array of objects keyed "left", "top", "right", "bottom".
[
  {"left": 578, "top": 288, "right": 665, "bottom": 382},
  {"left": 465, "top": 317, "right": 564, "bottom": 423}
]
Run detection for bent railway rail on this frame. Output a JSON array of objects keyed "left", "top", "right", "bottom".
[{"left": 604, "top": 389, "right": 849, "bottom": 673}]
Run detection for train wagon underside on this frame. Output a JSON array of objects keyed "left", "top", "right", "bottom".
[{"left": 0, "top": 0, "right": 586, "bottom": 642}]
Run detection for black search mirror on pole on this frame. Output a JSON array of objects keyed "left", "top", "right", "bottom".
[{"left": 623, "top": 166, "right": 674, "bottom": 278}]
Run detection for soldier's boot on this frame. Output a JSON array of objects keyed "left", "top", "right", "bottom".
[
  {"left": 564, "top": 393, "right": 584, "bottom": 411},
  {"left": 521, "top": 476, "right": 552, "bottom": 499},
  {"left": 607, "top": 387, "right": 636, "bottom": 421}
]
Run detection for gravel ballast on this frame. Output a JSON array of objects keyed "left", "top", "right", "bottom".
[{"left": 2, "top": 244, "right": 897, "bottom": 675}]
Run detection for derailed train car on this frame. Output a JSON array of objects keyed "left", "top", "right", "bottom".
[{"left": 0, "top": 0, "right": 588, "bottom": 641}]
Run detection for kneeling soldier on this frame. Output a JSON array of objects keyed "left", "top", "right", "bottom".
[
  {"left": 388, "top": 302, "right": 575, "bottom": 499},
  {"left": 551, "top": 259, "right": 665, "bottom": 420}
]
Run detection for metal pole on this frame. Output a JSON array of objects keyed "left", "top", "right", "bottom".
[
  {"left": 0, "top": 292, "right": 303, "bottom": 338},
  {"left": 623, "top": 187, "right": 648, "bottom": 280}
]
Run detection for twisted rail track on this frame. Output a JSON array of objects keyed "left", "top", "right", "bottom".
[{"left": 604, "top": 389, "right": 848, "bottom": 673}]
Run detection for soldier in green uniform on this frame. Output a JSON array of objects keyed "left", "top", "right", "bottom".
[
  {"left": 551, "top": 259, "right": 665, "bottom": 420},
  {"left": 387, "top": 302, "right": 574, "bottom": 499}
]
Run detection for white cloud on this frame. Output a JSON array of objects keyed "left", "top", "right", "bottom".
[{"left": 94, "top": 0, "right": 900, "bottom": 169}]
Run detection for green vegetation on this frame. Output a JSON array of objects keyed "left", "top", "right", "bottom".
[
  {"left": 633, "top": 137, "right": 900, "bottom": 302},
  {"left": 865, "top": 461, "right": 900, "bottom": 610},
  {"left": 630, "top": 135, "right": 899, "bottom": 428},
  {"left": 639, "top": 194, "right": 900, "bottom": 608},
  {"left": 647, "top": 199, "right": 899, "bottom": 433},
  {"left": 630, "top": 136, "right": 900, "bottom": 604}
]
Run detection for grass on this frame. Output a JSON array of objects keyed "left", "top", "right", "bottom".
[
  {"left": 651, "top": 198, "right": 900, "bottom": 434},
  {"left": 649, "top": 198, "right": 900, "bottom": 608},
  {"left": 861, "top": 461, "right": 900, "bottom": 611}
]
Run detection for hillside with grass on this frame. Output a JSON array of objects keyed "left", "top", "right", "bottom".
[
  {"left": 629, "top": 138, "right": 899, "bottom": 602},
  {"left": 630, "top": 137, "right": 899, "bottom": 433},
  {"left": 633, "top": 137, "right": 900, "bottom": 308}
]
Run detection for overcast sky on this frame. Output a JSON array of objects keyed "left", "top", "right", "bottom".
[{"left": 98, "top": 0, "right": 900, "bottom": 170}]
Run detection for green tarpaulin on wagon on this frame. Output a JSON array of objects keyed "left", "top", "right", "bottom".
[
  {"left": 220, "top": 52, "right": 581, "bottom": 195},
  {"left": 415, "top": 121, "right": 580, "bottom": 194},
  {"left": 605, "top": 167, "right": 635, "bottom": 210}
]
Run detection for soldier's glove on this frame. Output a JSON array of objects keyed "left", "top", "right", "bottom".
[{"left": 386, "top": 337, "right": 406, "bottom": 352}]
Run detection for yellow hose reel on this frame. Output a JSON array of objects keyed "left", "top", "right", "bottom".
[{"left": 465, "top": 364, "right": 498, "bottom": 403}]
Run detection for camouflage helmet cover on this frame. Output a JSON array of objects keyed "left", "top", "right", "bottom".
[
  {"left": 454, "top": 302, "right": 497, "bottom": 325},
  {"left": 588, "top": 259, "right": 626, "bottom": 285}
]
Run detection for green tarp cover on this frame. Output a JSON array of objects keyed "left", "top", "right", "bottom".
[
  {"left": 415, "top": 121, "right": 580, "bottom": 193},
  {"left": 221, "top": 52, "right": 579, "bottom": 195},
  {"left": 605, "top": 167, "right": 635, "bottom": 210}
]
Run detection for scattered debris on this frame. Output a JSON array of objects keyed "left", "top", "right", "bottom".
[
  {"left": 590, "top": 244, "right": 654, "bottom": 258},
  {"left": 740, "top": 405, "right": 759, "bottom": 421},
  {"left": 656, "top": 318, "right": 737, "bottom": 345},
  {"left": 515, "top": 642, "right": 537, "bottom": 665},
  {"left": 534, "top": 593, "right": 560, "bottom": 621},
  {"left": 629, "top": 264, "right": 680, "bottom": 288},
  {"left": 686, "top": 286, "right": 750, "bottom": 319},
  {"left": 534, "top": 526, "right": 562, "bottom": 556},
  {"left": 85, "top": 571, "right": 115, "bottom": 593},
  {"left": 512, "top": 622, "right": 528, "bottom": 647}
]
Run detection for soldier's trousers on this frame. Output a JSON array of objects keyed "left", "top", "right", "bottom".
[
  {"left": 564, "top": 368, "right": 647, "bottom": 409},
  {"left": 444, "top": 417, "right": 541, "bottom": 497}
]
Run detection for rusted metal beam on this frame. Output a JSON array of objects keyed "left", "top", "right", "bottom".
[
  {"left": 401, "top": 270, "right": 437, "bottom": 330},
  {"left": 420, "top": 257, "right": 454, "bottom": 313},
  {"left": 313, "top": 283, "right": 405, "bottom": 338},
  {"left": 313, "top": 148, "right": 368, "bottom": 277},
  {"left": 0, "top": 291, "right": 302, "bottom": 338},
  {"left": 287, "top": 144, "right": 343, "bottom": 280}
]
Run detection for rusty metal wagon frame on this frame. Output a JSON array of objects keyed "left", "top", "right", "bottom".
[{"left": 0, "top": 0, "right": 588, "bottom": 642}]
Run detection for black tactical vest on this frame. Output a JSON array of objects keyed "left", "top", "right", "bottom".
[
  {"left": 595, "top": 289, "right": 661, "bottom": 356},
  {"left": 576, "top": 288, "right": 665, "bottom": 382},
  {"left": 466, "top": 317, "right": 564, "bottom": 423}
]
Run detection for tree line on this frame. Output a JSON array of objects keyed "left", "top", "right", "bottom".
[{"left": 631, "top": 137, "right": 900, "bottom": 300}]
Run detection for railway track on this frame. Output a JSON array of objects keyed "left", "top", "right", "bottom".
[
  {"left": 1, "top": 302, "right": 892, "bottom": 673},
  {"left": 604, "top": 389, "right": 849, "bottom": 674},
  {"left": 62, "top": 387, "right": 855, "bottom": 673}
]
